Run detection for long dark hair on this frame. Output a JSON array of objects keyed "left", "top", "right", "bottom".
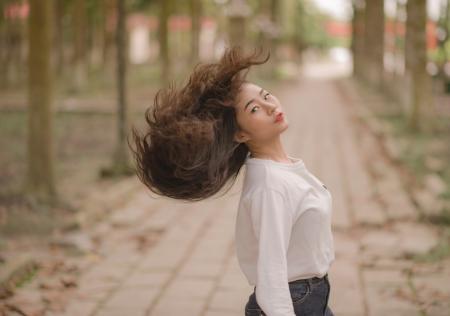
[{"left": 128, "top": 46, "right": 270, "bottom": 201}]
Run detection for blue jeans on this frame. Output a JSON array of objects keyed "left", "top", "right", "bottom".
[{"left": 244, "top": 274, "right": 334, "bottom": 316}]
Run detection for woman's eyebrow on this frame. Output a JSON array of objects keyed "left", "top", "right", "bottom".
[{"left": 244, "top": 88, "right": 264, "bottom": 112}]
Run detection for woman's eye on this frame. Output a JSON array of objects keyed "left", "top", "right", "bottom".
[
  {"left": 264, "top": 93, "right": 270, "bottom": 100},
  {"left": 250, "top": 106, "right": 259, "bottom": 113}
]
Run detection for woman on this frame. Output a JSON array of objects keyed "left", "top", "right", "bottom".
[{"left": 129, "top": 46, "right": 335, "bottom": 316}]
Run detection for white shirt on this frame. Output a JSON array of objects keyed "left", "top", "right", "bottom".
[{"left": 234, "top": 155, "right": 335, "bottom": 316}]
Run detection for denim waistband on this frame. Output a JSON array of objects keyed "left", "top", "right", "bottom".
[
  {"left": 288, "top": 273, "right": 328, "bottom": 285},
  {"left": 252, "top": 273, "right": 329, "bottom": 292}
]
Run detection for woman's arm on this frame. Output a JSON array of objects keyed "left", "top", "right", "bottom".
[{"left": 247, "top": 187, "right": 296, "bottom": 316}]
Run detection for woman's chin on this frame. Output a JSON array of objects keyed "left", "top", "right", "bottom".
[{"left": 278, "top": 121, "right": 289, "bottom": 132}]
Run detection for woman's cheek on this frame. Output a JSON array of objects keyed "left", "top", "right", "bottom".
[
  {"left": 252, "top": 117, "right": 272, "bottom": 134},
  {"left": 247, "top": 119, "right": 258, "bottom": 133}
]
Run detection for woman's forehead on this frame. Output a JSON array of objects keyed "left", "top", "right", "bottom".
[
  {"left": 238, "top": 82, "right": 260, "bottom": 103},
  {"left": 241, "top": 82, "right": 260, "bottom": 94}
]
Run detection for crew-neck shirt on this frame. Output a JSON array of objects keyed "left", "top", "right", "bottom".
[{"left": 234, "top": 154, "right": 335, "bottom": 316}]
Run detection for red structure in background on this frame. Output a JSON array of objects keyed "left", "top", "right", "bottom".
[
  {"left": 2, "top": 2, "right": 215, "bottom": 32},
  {"left": 3, "top": 2, "right": 437, "bottom": 52},
  {"left": 325, "top": 19, "right": 437, "bottom": 50},
  {"left": 3, "top": 2, "right": 29, "bottom": 20},
  {"left": 325, "top": 20, "right": 351, "bottom": 38},
  {"left": 385, "top": 20, "right": 437, "bottom": 50}
]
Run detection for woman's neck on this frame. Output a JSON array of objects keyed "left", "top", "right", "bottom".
[
  {"left": 249, "top": 150, "right": 292, "bottom": 164},
  {"left": 248, "top": 137, "right": 292, "bottom": 163}
]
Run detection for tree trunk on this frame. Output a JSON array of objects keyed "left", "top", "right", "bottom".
[
  {"left": 1, "top": 17, "right": 25, "bottom": 88},
  {"left": 190, "top": 0, "right": 202, "bottom": 65},
  {"left": 112, "top": 0, "right": 130, "bottom": 173},
  {"left": 351, "top": 0, "right": 365, "bottom": 78},
  {"left": 270, "top": 0, "right": 279, "bottom": 24},
  {"left": 394, "top": 0, "right": 405, "bottom": 77},
  {"left": 54, "top": 0, "right": 65, "bottom": 77},
  {"left": 226, "top": 0, "right": 251, "bottom": 51},
  {"left": 26, "top": 0, "right": 57, "bottom": 204},
  {"left": 442, "top": 0, "right": 450, "bottom": 62},
  {"left": 228, "top": 16, "right": 246, "bottom": 48},
  {"left": 436, "top": 0, "right": 450, "bottom": 81},
  {"left": 293, "top": 0, "right": 306, "bottom": 58},
  {"left": 270, "top": 0, "right": 279, "bottom": 64},
  {"left": 446, "top": 0, "right": 450, "bottom": 62},
  {"left": 0, "top": 3, "right": 6, "bottom": 88},
  {"left": 405, "top": 0, "right": 434, "bottom": 132},
  {"left": 256, "top": 0, "right": 275, "bottom": 78},
  {"left": 102, "top": 0, "right": 116, "bottom": 71},
  {"left": 159, "top": 0, "right": 170, "bottom": 85},
  {"left": 71, "top": 0, "right": 87, "bottom": 91},
  {"left": 84, "top": 1, "right": 102, "bottom": 71},
  {"left": 363, "top": 0, "right": 384, "bottom": 88}
]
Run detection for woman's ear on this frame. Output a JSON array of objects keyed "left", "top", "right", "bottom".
[{"left": 234, "top": 130, "right": 249, "bottom": 143}]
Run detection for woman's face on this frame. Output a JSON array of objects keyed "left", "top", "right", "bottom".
[{"left": 234, "top": 82, "right": 288, "bottom": 145}]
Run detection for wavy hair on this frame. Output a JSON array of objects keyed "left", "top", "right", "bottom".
[{"left": 128, "top": 46, "right": 270, "bottom": 201}]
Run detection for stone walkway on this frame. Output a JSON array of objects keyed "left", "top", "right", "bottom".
[{"left": 2, "top": 63, "right": 449, "bottom": 316}]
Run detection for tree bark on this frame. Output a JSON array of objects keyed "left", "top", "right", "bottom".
[
  {"left": 226, "top": 0, "right": 251, "bottom": 51},
  {"left": 102, "top": 0, "right": 116, "bottom": 70},
  {"left": 270, "top": 0, "right": 279, "bottom": 24},
  {"left": 0, "top": 3, "right": 6, "bottom": 88},
  {"left": 112, "top": 0, "right": 130, "bottom": 172},
  {"left": 269, "top": 0, "right": 280, "bottom": 65},
  {"left": 405, "top": 0, "right": 434, "bottom": 132},
  {"left": 190, "top": 0, "right": 202, "bottom": 65},
  {"left": 54, "top": 0, "right": 65, "bottom": 77},
  {"left": 72, "top": 0, "right": 87, "bottom": 91},
  {"left": 1, "top": 15, "right": 26, "bottom": 87},
  {"left": 351, "top": 0, "right": 365, "bottom": 78},
  {"left": 394, "top": 0, "right": 405, "bottom": 77},
  {"left": 159, "top": 0, "right": 170, "bottom": 85},
  {"left": 363, "top": 0, "right": 384, "bottom": 88},
  {"left": 26, "top": 0, "right": 57, "bottom": 204}
]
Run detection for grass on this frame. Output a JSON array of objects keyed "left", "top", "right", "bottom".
[
  {"left": 56, "top": 62, "right": 162, "bottom": 98},
  {"left": 376, "top": 109, "right": 450, "bottom": 193},
  {"left": 15, "top": 264, "right": 38, "bottom": 289},
  {"left": 0, "top": 109, "right": 146, "bottom": 239},
  {"left": 354, "top": 79, "right": 450, "bottom": 263},
  {"left": 410, "top": 226, "right": 450, "bottom": 263}
]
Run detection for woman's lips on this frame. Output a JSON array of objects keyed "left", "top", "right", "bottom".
[{"left": 275, "top": 112, "right": 284, "bottom": 122}]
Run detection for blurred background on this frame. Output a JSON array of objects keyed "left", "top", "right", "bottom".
[{"left": 0, "top": 0, "right": 449, "bottom": 315}]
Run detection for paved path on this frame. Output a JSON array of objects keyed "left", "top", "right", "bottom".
[{"left": 4, "top": 63, "right": 449, "bottom": 316}]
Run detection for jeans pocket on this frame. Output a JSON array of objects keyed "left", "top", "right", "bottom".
[{"left": 290, "top": 282, "right": 311, "bottom": 305}]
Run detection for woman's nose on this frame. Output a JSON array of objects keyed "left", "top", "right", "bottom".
[{"left": 264, "top": 103, "right": 276, "bottom": 113}]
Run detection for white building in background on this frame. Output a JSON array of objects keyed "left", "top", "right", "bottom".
[
  {"left": 127, "top": 14, "right": 152, "bottom": 65},
  {"left": 312, "top": 0, "right": 442, "bottom": 21},
  {"left": 200, "top": 19, "right": 218, "bottom": 61},
  {"left": 130, "top": 24, "right": 151, "bottom": 64}
]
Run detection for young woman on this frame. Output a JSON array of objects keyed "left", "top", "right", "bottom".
[{"left": 129, "top": 46, "right": 335, "bottom": 316}]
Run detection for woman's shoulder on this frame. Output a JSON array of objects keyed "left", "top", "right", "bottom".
[
  {"left": 241, "top": 166, "right": 311, "bottom": 201},
  {"left": 242, "top": 164, "right": 287, "bottom": 189}
]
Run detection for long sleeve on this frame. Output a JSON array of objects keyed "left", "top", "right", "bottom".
[{"left": 247, "top": 187, "right": 296, "bottom": 316}]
